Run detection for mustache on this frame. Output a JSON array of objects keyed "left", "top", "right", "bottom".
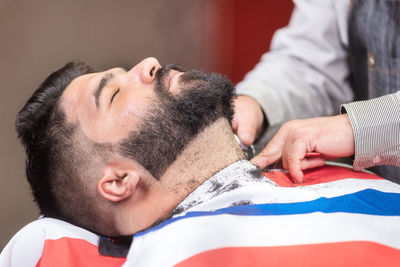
[{"left": 155, "top": 64, "right": 187, "bottom": 84}]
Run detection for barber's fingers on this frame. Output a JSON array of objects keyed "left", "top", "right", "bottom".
[
  {"left": 232, "top": 95, "right": 264, "bottom": 146},
  {"left": 235, "top": 116, "right": 257, "bottom": 146},
  {"left": 251, "top": 142, "right": 283, "bottom": 169},
  {"left": 253, "top": 115, "right": 354, "bottom": 182},
  {"left": 282, "top": 139, "right": 326, "bottom": 183},
  {"left": 282, "top": 139, "right": 306, "bottom": 182},
  {"left": 302, "top": 157, "right": 326, "bottom": 171},
  {"left": 251, "top": 124, "right": 289, "bottom": 168},
  {"left": 251, "top": 148, "right": 281, "bottom": 169},
  {"left": 289, "top": 157, "right": 326, "bottom": 183}
]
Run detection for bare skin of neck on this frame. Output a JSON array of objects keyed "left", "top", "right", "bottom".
[
  {"left": 116, "top": 118, "right": 245, "bottom": 235},
  {"left": 162, "top": 117, "right": 245, "bottom": 198}
]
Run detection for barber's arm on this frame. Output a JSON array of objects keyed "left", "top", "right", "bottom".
[
  {"left": 233, "top": 0, "right": 352, "bottom": 148},
  {"left": 251, "top": 91, "right": 400, "bottom": 183}
]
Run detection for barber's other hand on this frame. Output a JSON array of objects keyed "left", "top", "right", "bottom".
[
  {"left": 232, "top": 95, "right": 265, "bottom": 146},
  {"left": 251, "top": 114, "right": 355, "bottom": 183}
]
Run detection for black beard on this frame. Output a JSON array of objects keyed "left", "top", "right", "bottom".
[{"left": 118, "top": 65, "right": 236, "bottom": 179}]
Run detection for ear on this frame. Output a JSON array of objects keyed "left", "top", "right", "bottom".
[{"left": 97, "top": 163, "right": 141, "bottom": 203}]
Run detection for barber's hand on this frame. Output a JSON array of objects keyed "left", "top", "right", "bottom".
[
  {"left": 232, "top": 95, "right": 265, "bottom": 146},
  {"left": 251, "top": 114, "right": 355, "bottom": 183}
]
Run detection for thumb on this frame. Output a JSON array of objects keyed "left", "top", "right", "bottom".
[
  {"left": 250, "top": 126, "right": 288, "bottom": 169},
  {"left": 235, "top": 114, "right": 258, "bottom": 146},
  {"left": 233, "top": 95, "right": 264, "bottom": 146},
  {"left": 251, "top": 142, "right": 284, "bottom": 169},
  {"left": 251, "top": 150, "right": 281, "bottom": 169},
  {"left": 237, "top": 127, "right": 256, "bottom": 146},
  {"left": 231, "top": 113, "right": 256, "bottom": 146}
]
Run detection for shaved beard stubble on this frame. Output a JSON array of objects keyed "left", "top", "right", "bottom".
[{"left": 118, "top": 65, "right": 236, "bottom": 179}]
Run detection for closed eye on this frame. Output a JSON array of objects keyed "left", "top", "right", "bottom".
[{"left": 111, "top": 88, "right": 120, "bottom": 103}]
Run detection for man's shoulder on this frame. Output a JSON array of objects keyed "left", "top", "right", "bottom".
[
  {"left": 5, "top": 217, "right": 99, "bottom": 245},
  {"left": 0, "top": 218, "right": 125, "bottom": 267}
]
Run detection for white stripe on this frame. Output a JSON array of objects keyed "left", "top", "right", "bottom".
[
  {"left": 125, "top": 212, "right": 400, "bottom": 267},
  {"left": 182, "top": 178, "right": 400, "bottom": 214},
  {"left": 33, "top": 218, "right": 99, "bottom": 245},
  {"left": 0, "top": 218, "right": 99, "bottom": 267}
]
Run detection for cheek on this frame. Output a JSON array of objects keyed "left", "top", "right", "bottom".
[
  {"left": 117, "top": 97, "right": 151, "bottom": 122},
  {"left": 108, "top": 97, "right": 153, "bottom": 137},
  {"left": 88, "top": 90, "right": 156, "bottom": 143},
  {"left": 118, "top": 85, "right": 156, "bottom": 118}
]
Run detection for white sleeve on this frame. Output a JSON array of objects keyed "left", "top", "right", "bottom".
[{"left": 236, "top": 0, "right": 353, "bottom": 148}]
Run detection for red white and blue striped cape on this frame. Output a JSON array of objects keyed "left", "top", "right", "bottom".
[
  {"left": 1, "top": 161, "right": 399, "bottom": 266},
  {"left": 0, "top": 218, "right": 126, "bottom": 266},
  {"left": 123, "top": 161, "right": 400, "bottom": 267}
]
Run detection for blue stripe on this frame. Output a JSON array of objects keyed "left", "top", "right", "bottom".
[{"left": 135, "top": 189, "right": 400, "bottom": 237}]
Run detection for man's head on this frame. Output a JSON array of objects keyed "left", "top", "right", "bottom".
[{"left": 16, "top": 57, "right": 236, "bottom": 236}]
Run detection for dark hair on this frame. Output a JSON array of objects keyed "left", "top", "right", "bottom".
[{"left": 16, "top": 62, "right": 117, "bottom": 236}]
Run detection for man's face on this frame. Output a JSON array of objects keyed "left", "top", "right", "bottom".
[
  {"left": 61, "top": 57, "right": 235, "bottom": 177},
  {"left": 61, "top": 57, "right": 177, "bottom": 143}
]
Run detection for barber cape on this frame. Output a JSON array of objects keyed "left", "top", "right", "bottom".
[
  {"left": 2, "top": 161, "right": 400, "bottom": 267},
  {"left": 124, "top": 160, "right": 400, "bottom": 267},
  {"left": 0, "top": 217, "right": 126, "bottom": 267}
]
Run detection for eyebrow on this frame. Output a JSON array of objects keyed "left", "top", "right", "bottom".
[{"left": 94, "top": 73, "right": 114, "bottom": 108}]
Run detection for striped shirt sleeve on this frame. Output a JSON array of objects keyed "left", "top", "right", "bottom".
[{"left": 341, "top": 91, "right": 400, "bottom": 170}]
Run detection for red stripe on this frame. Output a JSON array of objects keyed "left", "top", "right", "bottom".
[
  {"left": 177, "top": 241, "right": 400, "bottom": 267},
  {"left": 37, "top": 237, "right": 125, "bottom": 267},
  {"left": 263, "top": 165, "right": 382, "bottom": 187}
]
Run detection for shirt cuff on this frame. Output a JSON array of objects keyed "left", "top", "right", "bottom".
[{"left": 341, "top": 91, "right": 400, "bottom": 171}]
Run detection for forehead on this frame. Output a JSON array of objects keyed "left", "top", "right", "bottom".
[
  {"left": 58, "top": 69, "right": 120, "bottom": 143},
  {"left": 60, "top": 67, "right": 124, "bottom": 121},
  {"left": 61, "top": 67, "right": 126, "bottom": 108},
  {"left": 60, "top": 72, "right": 98, "bottom": 122},
  {"left": 57, "top": 67, "right": 148, "bottom": 144}
]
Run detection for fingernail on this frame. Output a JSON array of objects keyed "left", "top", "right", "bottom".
[
  {"left": 241, "top": 133, "right": 253, "bottom": 145},
  {"left": 251, "top": 158, "right": 262, "bottom": 168}
]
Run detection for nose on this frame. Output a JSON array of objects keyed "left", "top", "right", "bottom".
[{"left": 128, "top": 57, "right": 162, "bottom": 84}]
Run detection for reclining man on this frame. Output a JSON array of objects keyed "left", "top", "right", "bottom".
[{"left": 2, "top": 58, "right": 400, "bottom": 266}]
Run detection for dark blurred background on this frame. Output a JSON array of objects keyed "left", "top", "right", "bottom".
[{"left": 0, "top": 0, "right": 293, "bottom": 249}]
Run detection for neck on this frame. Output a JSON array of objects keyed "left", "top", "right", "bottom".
[
  {"left": 161, "top": 118, "right": 245, "bottom": 196},
  {"left": 119, "top": 118, "right": 244, "bottom": 235}
]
